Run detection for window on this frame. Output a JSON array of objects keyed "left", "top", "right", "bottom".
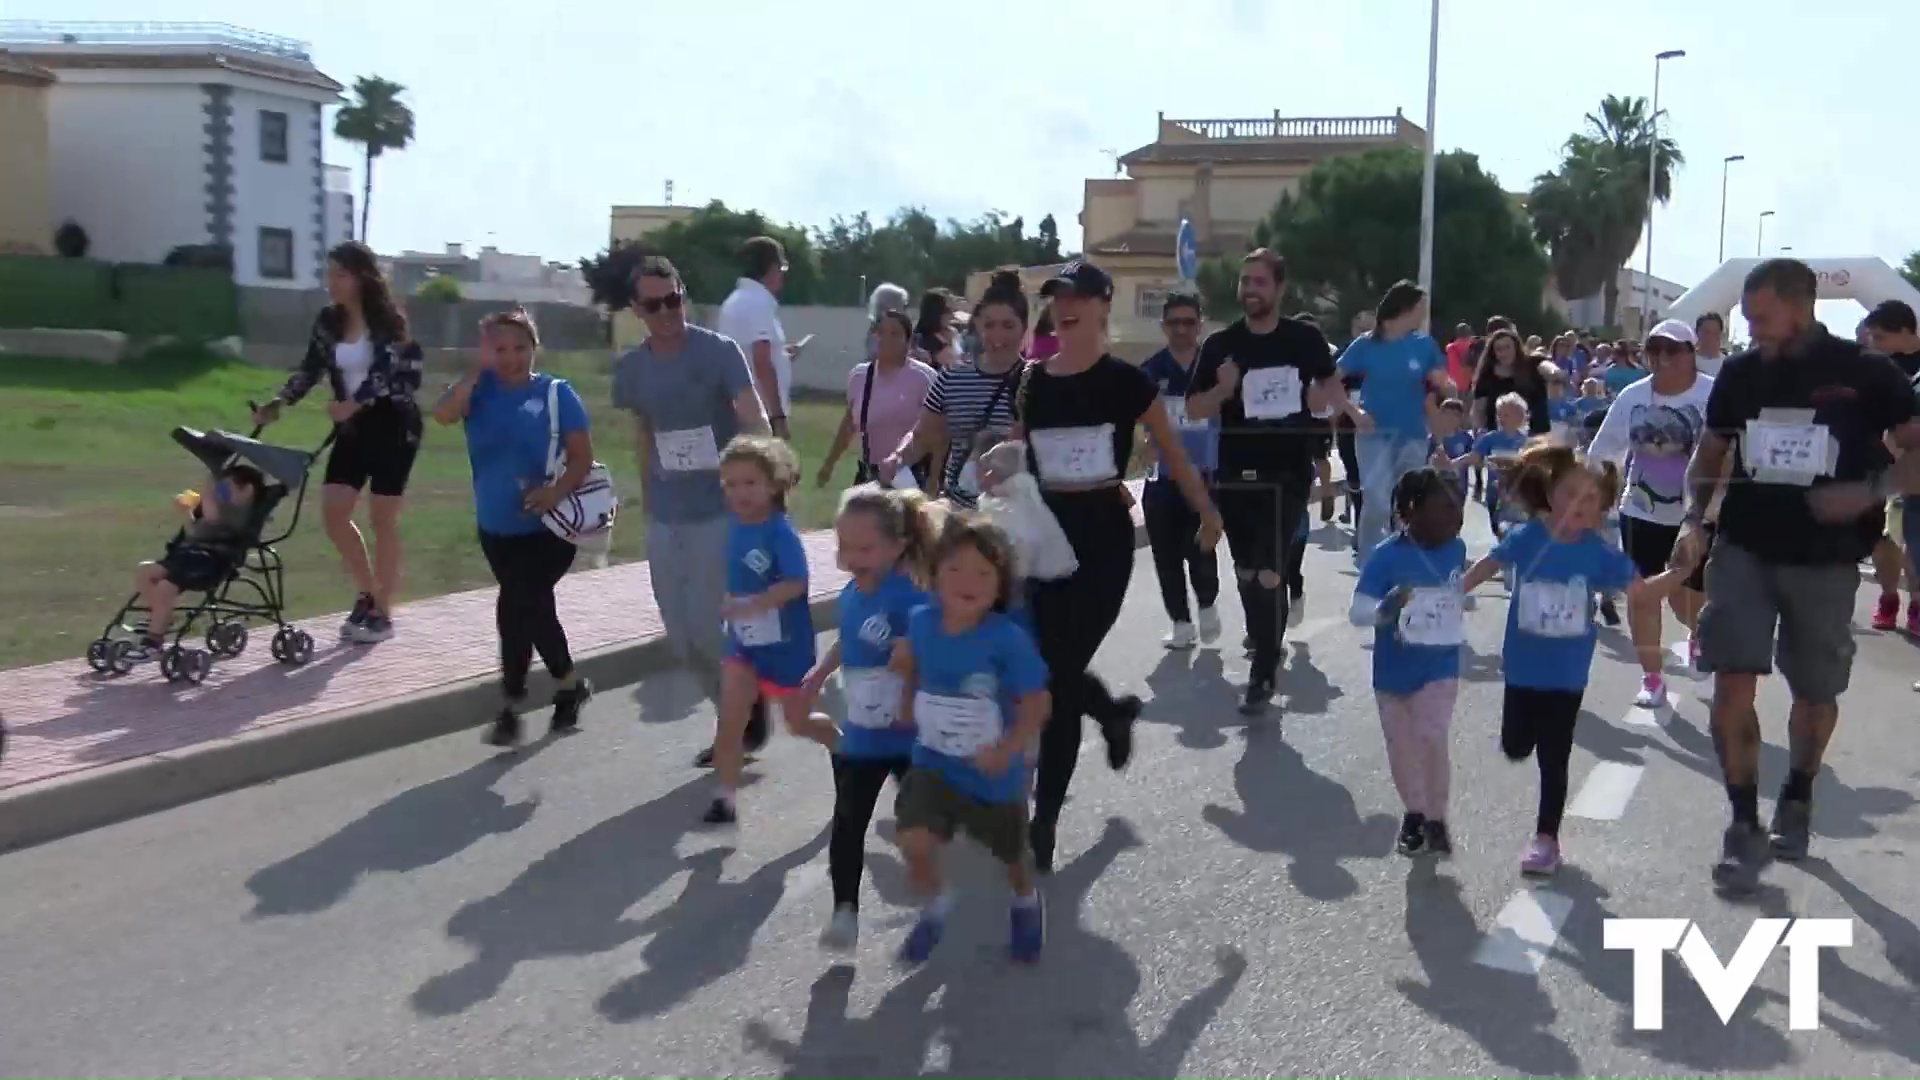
[
  {"left": 1135, "top": 287, "right": 1171, "bottom": 321},
  {"left": 258, "top": 227, "right": 294, "bottom": 280},
  {"left": 259, "top": 110, "right": 288, "bottom": 163}
]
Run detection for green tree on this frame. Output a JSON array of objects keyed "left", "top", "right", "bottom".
[
  {"left": 1199, "top": 146, "right": 1553, "bottom": 340},
  {"left": 415, "top": 274, "right": 463, "bottom": 302},
  {"left": 1902, "top": 250, "right": 1920, "bottom": 292},
  {"left": 811, "top": 207, "right": 1072, "bottom": 302},
  {"left": 333, "top": 76, "right": 415, "bottom": 243},
  {"left": 1528, "top": 94, "right": 1684, "bottom": 328},
  {"left": 577, "top": 200, "right": 822, "bottom": 310}
]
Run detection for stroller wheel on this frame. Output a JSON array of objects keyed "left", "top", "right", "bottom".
[
  {"left": 207, "top": 623, "right": 248, "bottom": 658},
  {"left": 179, "top": 648, "right": 211, "bottom": 686},
  {"left": 161, "top": 645, "right": 185, "bottom": 683},
  {"left": 86, "top": 638, "right": 113, "bottom": 673},
  {"left": 106, "top": 639, "right": 138, "bottom": 676},
  {"left": 273, "top": 627, "right": 314, "bottom": 666}
]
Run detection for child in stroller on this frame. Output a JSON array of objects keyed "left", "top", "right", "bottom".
[{"left": 120, "top": 462, "right": 266, "bottom": 665}]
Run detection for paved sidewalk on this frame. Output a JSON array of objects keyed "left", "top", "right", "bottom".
[{"left": 0, "top": 489, "right": 1152, "bottom": 797}]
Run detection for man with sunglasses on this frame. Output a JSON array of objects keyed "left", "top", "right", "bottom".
[
  {"left": 1139, "top": 291, "right": 1222, "bottom": 650},
  {"left": 613, "top": 256, "right": 774, "bottom": 765}
]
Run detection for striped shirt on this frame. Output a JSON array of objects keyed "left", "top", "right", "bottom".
[{"left": 925, "top": 359, "right": 1021, "bottom": 507}]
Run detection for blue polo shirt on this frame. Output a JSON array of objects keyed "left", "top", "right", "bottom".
[
  {"left": 1140, "top": 348, "right": 1218, "bottom": 476},
  {"left": 1337, "top": 333, "right": 1442, "bottom": 438},
  {"left": 1491, "top": 521, "right": 1635, "bottom": 691}
]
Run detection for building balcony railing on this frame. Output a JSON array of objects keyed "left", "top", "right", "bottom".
[
  {"left": 1163, "top": 111, "right": 1407, "bottom": 141},
  {"left": 0, "top": 20, "right": 312, "bottom": 61}
]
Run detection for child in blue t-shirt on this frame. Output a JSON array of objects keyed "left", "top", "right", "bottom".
[
  {"left": 1461, "top": 443, "right": 1687, "bottom": 878},
  {"left": 1353, "top": 468, "right": 1468, "bottom": 858},
  {"left": 795, "top": 484, "right": 938, "bottom": 951},
  {"left": 704, "top": 435, "right": 818, "bottom": 826},
  {"left": 1426, "top": 398, "right": 1476, "bottom": 506},
  {"left": 893, "top": 514, "right": 1050, "bottom": 965},
  {"left": 1440, "top": 393, "right": 1532, "bottom": 540}
]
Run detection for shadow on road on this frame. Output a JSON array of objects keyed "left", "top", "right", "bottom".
[{"left": 1202, "top": 725, "right": 1394, "bottom": 901}]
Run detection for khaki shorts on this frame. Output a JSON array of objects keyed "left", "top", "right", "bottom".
[
  {"left": 1696, "top": 541, "right": 1859, "bottom": 705},
  {"left": 895, "top": 767, "right": 1029, "bottom": 865}
]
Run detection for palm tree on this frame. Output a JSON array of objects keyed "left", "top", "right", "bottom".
[
  {"left": 333, "top": 76, "right": 415, "bottom": 243},
  {"left": 1527, "top": 94, "right": 1683, "bottom": 328}
]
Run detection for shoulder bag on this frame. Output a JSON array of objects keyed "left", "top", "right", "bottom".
[{"left": 542, "top": 378, "right": 619, "bottom": 546}]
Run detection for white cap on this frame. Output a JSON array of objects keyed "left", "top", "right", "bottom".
[{"left": 1646, "top": 318, "right": 1697, "bottom": 346}]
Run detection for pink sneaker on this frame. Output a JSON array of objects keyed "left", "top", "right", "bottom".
[
  {"left": 1633, "top": 672, "right": 1666, "bottom": 709},
  {"left": 1520, "top": 835, "right": 1561, "bottom": 876},
  {"left": 1688, "top": 636, "right": 1701, "bottom": 671},
  {"left": 1872, "top": 593, "right": 1899, "bottom": 631}
]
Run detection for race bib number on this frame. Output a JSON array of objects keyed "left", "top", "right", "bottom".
[
  {"left": 1398, "top": 587, "right": 1464, "bottom": 647},
  {"left": 843, "top": 668, "right": 903, "bottom": 729},
  {"left": 1241, "top": 366, "right": 1303, "bottom": 420},
  {"left": 1745, "top": 420, "right": 1831, "bottom": 483},
  {"left": 655, "top": 426, "right": 720, "bottom": 473},
  {"left": 1165, "top": 396, "right": 1208, "bottom": 431},
  {"left": 914, "top": 691, "right": 1001, "bottom": 757},
  {"left": 1030, "top": 424, "right": 1118, "bottom": 483},
  {"left": 730, "top": 600, "right": 783, "bottom": 647},
  {"left": 1515, "top": 580, "right": 1588, "bottom": 638}
]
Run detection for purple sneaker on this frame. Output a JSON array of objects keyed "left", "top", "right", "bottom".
[{"left": 1520, "top": 836, "right": 1561, "bottom": 876}]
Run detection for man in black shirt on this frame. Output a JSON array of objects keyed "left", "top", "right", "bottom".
[
  {"left": 1676, "top": 259, "right": 1920, "bottom": 895},
  {"left": 1859, "top": 300, "right": 1920, "bottom": 632},
  {"left": 1187, "top": 249, "right": 1345, "bottom": 713}
]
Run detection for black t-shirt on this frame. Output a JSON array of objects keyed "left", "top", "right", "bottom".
[
  {"left": 1886, "top": 350, "right": 1920, "bottom": 381},
  {"left": 1016, "top": 355, "right": 1158, "bottom": 487},
  {"left": 1190, "top": 317, "right": 1337, "bottom": 480},
  {"left": 1471, "top": 371, "right": 1551, "bottom": 435},
  {"left": 1709, "top": 329, "right": 1917, "bottom": 565}
]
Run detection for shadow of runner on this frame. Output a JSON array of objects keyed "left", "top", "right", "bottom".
[
  {"left": 743, "top": 964, "right": 946, "bottom": 1079},
  {"left": 1202, "top": 726, "right": 1395, "bottom": 901},
  {"left": 245, "top": 740, "right": 555, "bottom": 917},
  {"left": 1790, "top": 859, "right": 1920, "bottom": 1066},
  {"left": 1397, "top": 866, "right": 1580, "bottom": 1078},
  {"left": 1278, "top": 642, "right": 1341, "bottom": 715},
  {"left": 1142, "top": 650, "right": 1233, "bottom": 751},
  {"left": 409, "top": 774, "right": 756, "bottom": 1017},
  {"left": 597, "top": 828, "right": 832, "bottom": 1022}
]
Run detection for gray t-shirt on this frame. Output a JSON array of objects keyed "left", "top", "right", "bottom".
[{"left": 611, "top": 324, "right": 753, "bottom": 523}]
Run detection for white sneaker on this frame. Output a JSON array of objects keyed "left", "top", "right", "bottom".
[
  {"left": 1288, "top": 593, "right": 1306, "bottom": 628},
  {"left": 1196, "top": 606, "right": 1222, "bottom": 645},
  {"left": 1163, "top": 622, "right": 1197, "bottom": 650},
  {"left": 819, "top": 904, "right": 858, "bottom": 951}
]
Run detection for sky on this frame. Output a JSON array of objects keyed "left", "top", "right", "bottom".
[{"left": 13, "top": 0, "right": 1915, "bottom": 327}]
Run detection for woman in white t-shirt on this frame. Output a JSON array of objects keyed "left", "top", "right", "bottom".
[{"left": 1585, "top": 318, "right": 1713, "bottom": 707}]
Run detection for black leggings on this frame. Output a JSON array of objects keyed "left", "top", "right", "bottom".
[
  {"left": 1336, "top": 428, "right": 1362, "bottom": 517},
  {"left": 1029, "top": 490, "right": 1136, "bottom": 827},
  {"left": 1143, "top": 479, "right": 1218, "bottom": 624},
  {"left": 1500, "top": 685, "right": 1584, "bottom": 837},
  {"left": 830, "top": 754, "right": 910, "bottom": 908},
  {"left": 1215, "top": 475, "right": 1309, "bottom": 680},
  {"left": 478, "top": 529, "right": 577, "bottom": 700}
]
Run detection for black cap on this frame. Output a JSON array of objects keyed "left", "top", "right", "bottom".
[{"left": 1039, "top": 259, "right": 1113, "bottom": 302}]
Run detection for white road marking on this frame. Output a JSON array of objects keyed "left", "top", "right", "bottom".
[
  {"left": 1567, "top": 761, "right": 1643, "bottom": 821},
  {"left": 1472, "top": 889, "right": 1575, "bottom": 975},
  {"left": 1623, "top": 691, "right": 1680, "bottom": 727}
]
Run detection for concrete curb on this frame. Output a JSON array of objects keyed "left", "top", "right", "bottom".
[{"left": 0, "top": 518, "right": 1150, "bottom": 853}]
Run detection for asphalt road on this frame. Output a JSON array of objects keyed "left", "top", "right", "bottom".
[{"left": 2, "top": 511, "right": 1918, "bottom": 1078}]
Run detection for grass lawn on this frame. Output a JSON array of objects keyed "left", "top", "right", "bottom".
[{"left": 0, "top": 347, "right": 848, "bottom": 669}]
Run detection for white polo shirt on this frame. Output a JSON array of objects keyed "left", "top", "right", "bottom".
[{"left": 716, "top": 277, "right": 789, "bottom": 415}]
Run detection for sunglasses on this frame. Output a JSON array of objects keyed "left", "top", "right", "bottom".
[
  {"left": 1163, "top": 316, "right": 1199, "bottom": 328},
  {"left": 1646, "top": 340, "right": 1690, "bottom": 356},
  {"left": 636, "top": 292, "right": 684, "bottom": 315}
]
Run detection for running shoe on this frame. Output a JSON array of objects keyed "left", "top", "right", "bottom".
[
  {"left": 1103, "top": 695, "right": 1141, "bottom": 771},
  {"left": 483, "top": 706, "right": 521, "bottom": 747},
  {"left": 342, "top": 593, "right": 374, "bottom": 638},
  {"left": 550, "top": 678, "right": 593, "bottom": 735},
  {"left": 1633, "top": 672, "right": 1667, "bottom": 709},
  {"left": 1162, "top": 622, "right": 1197, "bottom": 650},
  {"left": 1598, "top": 596, "right": 1621, "bottom": 627},
  {"left": 121, "top": 637, "right": 164, "bottom": 665},
  {"left": 1396, "top": 814, "right": 1426, "bottom": 856},
  {"left": 693, "top": 701, "right": 770, "bottom": 768},
  {"left": 701, "top": 796, "right": 737, "bottom": 826},
  {"left": 897, "top": 911, "right": 945, "bottom": 966},
  {"left": 1009, "top": 895, "right": 1045, "bottom": 963},
  {"left": 1288, "top": 591, "right": 1306, "bottom": 629},
  {"left": 1711, "top": 822, "right": 1770, "bottom": 895},
  {"left": 1768, "top": 799, "right": 1813, "bottom": 862},
  {"left": 351, "top": 612, "right": 395, "bottom": 644},
  {"left": 1520, "top": 836, "right": 1561, "bottom": 876},
  {"left": 819, "top": 904, "right": 859, "bottom": 952},
  {"left": 1423, "top": 819, "right": 1454, "bottom": 857},
  {"left": 1873, "top": 592, "right": 1900, "bottom": 631},
  {"left": 1239, "top": 677, "right": 1274, "bottom": 715},
  {"left": 1196, "top": 606, "right": 1222, "bottom": 645}
]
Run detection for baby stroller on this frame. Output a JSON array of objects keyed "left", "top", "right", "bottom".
[{"left": 86, "top": 421, "right": 332, "bottom": 684}]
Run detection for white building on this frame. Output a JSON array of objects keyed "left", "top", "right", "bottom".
[
  {"left": 323, "top": 163, "right": 354, "bottom": 254},
  {"left": 0, "top": 21, "right": 344, "bottom": 288},
  {"left": 1564, "top": 268, "right": 1688, "bottom": 336},
  {"left": 388, "top": 242, "right": 594, "bottom": 307}
]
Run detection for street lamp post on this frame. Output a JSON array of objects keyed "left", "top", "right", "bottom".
[
  {"left": 1417, "top": 0, "right": 1440, "bottom": 297},
  {"left": 1641, "top": 48, "right": 1685, "bottom": 331},
  {"left": 1757, "top": 210, "right": 1775, "bottom": 257},
  {"left": 1717, "top": 154, "right": 1745, "bottom": 265}
]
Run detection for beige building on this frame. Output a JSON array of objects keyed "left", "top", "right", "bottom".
[
  {"left": 609, "top": 203, "right": 696, "bottom": 346},
  {"left": 0, "top": 51, "right": 54, "bottom": 254}
]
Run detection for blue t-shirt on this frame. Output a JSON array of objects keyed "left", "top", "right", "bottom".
[
  {"left": 463, "top": 372, "right": 589, "bottom": 536},
  {"left": 1490, "top": 520, "right": 1635, "bottom": 691},
  {"left": 724, "top": 511, "right": 816, "bottom": 686},
  {"left": 1474, "top": 429, "right": 1528, "bottom": 460},
  {"left": 1432, "top": 430, "right": 1474, "bottom": 486},
  {"left": 1603, "top": 364, "right": 1643, "bottom": 398},
  {"left": 1140, "top": 348, "right": 1219, "bottom": 475},
  {"left": 906, "top": 604, "right": 1048, "bottom": 804},
  {"left": 834, "top": 570, "right": 927, "bottom": 760},
  {"left": 1337, "top": 333, "right": 1442, "bottom": 438},
  {"left": 1355, "top": 534, "right": 1468, "bottom": 694}
]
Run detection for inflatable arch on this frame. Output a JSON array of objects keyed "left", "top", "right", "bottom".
[{"left": 1666, "top": 257, "right": 1920, "bottom": 327}]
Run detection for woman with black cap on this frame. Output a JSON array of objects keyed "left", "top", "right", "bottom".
[{"left": 1014, "top": 258, "right": 1224, "bottom": 872}]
